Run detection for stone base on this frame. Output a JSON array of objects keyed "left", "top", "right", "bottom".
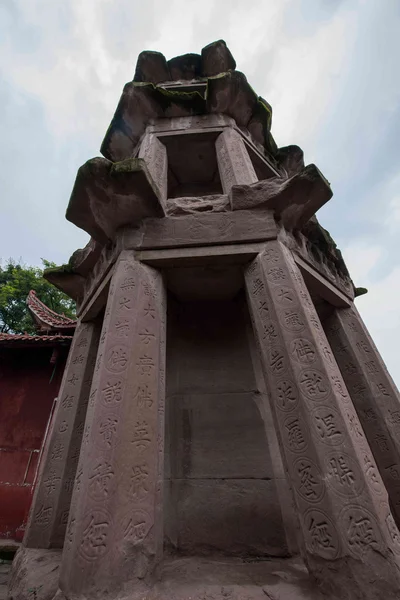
[
  {"left": 104, "top": 556, "right": 324, "bottom": 600},
  {"left": 7, "top": 547, "right": 61, "bottom": 600}
]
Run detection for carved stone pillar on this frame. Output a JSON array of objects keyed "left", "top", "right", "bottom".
[
  {"left": 60, "top": 252, "right": 166, "bottom": 597},
  {"left": 325, "top": 305, "right": 400, "bottom": 526},
  {"left": 244, "top": 241, "right": 400, "bottom": 598},
  {"left": 24, "top": 321, "right": 100, "bottom": 548},
  {"left": 216, "top": 127, "right": 257, "bottom": 194},
  {"left": 139, "top": 132, "right": 168, "bottom": 206}
]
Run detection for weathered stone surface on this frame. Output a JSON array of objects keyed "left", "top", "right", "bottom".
[
  {"left": 167, "top": 53, "right": 202, "bottom": 81},
  {"left": 245, "top": 242, "right": 400, "bottom": 599},
  {"left": 133, "top": 50, "right": 170, "bottom": 83},
  {"left": 24, "top": 321, "right": 100, "bottom": 549},
  {"left": 325, "top": 305, "right": 400, "bottom": 528},
  {"left": 43, "top": 266, "right": 85, "bottom": 302},
  {"left": 166, "top": 194, "right": 229, "bottom": 215},
  {"left": 138, "top": 210, "right": 277, "bottom": 250},
  {"left": 216, "top": 128, "right": 258, "bottom": 194},
  {"left": 201, "top": 39, "right": 236, "bottom": 77},
  {"left": 60, "top": 253, "right": 166, "bottom": 597},
  {"left": 277, "top": 145, "right": 305, "bottom": 177},
  {"left": 7, "top": 547, "right": 61, "bottom": 600},
  {"left": 100, "top": 83, "right": 206, "bottom": 162},
  {"left": 230, "top": 164, "right": 333, "bottom": 230},
  {"left": 68, "top": 237, "right": 103, "bottom": 277},
  {"left": 247, "top": 97, "right": 274, "bottom": 152},
  {"left": 138, "top": 133, "right": 168, "bottom": 204},
  {"left": 66, "top": 157, "right": 164, "bottom": 243},
  {"left": 207, "top": 71, "right": 258, "bottom": 127}
]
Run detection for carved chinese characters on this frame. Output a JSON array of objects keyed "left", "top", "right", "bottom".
[
  {"left": 24, "top": 321, "right": 100, "bottom": 549},
  {"left": 244, "top": 240, "right": 400, "bottom": 589},
  {"left": 60, "top": 254, "right": 166, "bottom": 597},
  {"left": 325, "top": 306, "right": 400, "bottom": 527}
]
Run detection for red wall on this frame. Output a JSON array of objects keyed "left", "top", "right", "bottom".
[{"left": 0, "top": 346, "right": 68, "bottom": 541}]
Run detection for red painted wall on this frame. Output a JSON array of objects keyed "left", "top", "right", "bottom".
[{"left": 0, "top": 346, "right": 68, "bottom": 541}]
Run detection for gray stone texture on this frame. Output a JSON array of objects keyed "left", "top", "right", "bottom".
[
  {"left": 230, "top": 164, "right": 332, "bottom": 230},
  {"left": 201, "top": 39, "right": 236, "bottom": 77},
  {"left": 164, "top": 299, "right": 288, "bottom": 557},
  {"left": 24, "top": 321, "right": 100, "bottom": 549},
  {"left": 324, "top": 305, "right": 400, "bottom": 527},
  {"left": 216, "top": 128, "right": 258, "bottom": 194},
  {"left": 245, "top": 241, "right": 400, "bottom": 599},
  {"left": 60, "top": 253, "right": 166, "bottom": 597}
]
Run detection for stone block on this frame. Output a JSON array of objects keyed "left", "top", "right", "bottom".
[
  {"left": 7, "top": 547, "right": 61, "bottom": 600},
  {"left": 277, "top": 145, "right": 305, "bottom": 177},
  {"left": 207, "top": 71, "right": 258, "bottom": 127},
  {"left": 172, "top": 479, "right": 287, "bottom": 557},
  {"left": 167, "top": 53, "right": 202, "bottom": 80},
  {"left": 66, "top": 157, "right": 164, "bottom": 243},
  {"left": 138, "top": 133, "right": 168, "bottom": 204},
  {"left": 139, "top": 210, "right": 277, "bottom": 250},
  {"left": 216, "top": 128, "right": 258, "bottom": 193},
  {"left": 201, "top": 40, "right": 236, "bottom": 77},
  {"left": 166, "top": 194, "right": 229, "bottom": 215},
  {"left": 230, "top": 164, "right": 333, "bottom": 230},
  {"left": 133, "top": 50, "right": 170, "bottom": 83}
]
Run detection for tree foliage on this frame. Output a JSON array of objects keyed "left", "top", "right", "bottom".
[{"left": 0, "top": 259, "right": 76, "bottom": 334}]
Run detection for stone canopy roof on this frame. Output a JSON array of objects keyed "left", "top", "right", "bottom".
[{"left": 43, "top": 40, "right": 359, "bottom": 304}]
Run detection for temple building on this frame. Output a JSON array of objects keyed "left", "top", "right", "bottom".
[
  {"left": 0, "top": 291, "right": 75, "bottom": 541},
  {"left": 8, "top": 41, "right": 400, "bottom": 600}
]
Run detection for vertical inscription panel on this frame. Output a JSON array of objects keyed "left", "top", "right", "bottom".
[
  {"left": 60, "top": 253, "right": 166, "bottom": 597},
  {"left": 326, "top": 305, "right": 400, "bottom": 527},
  {"left": 244, "top": 241, "right": 400, "bottom": 581},
  {"left": 215, "top": 127, "right": 257, "bottom": 194},
  {"left": 24, "top": 321, "right": 100, "bottom": 549}
]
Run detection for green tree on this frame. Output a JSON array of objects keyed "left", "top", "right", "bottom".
[{"left": 0, "top": 259, "right": 76, "bottom": 334}]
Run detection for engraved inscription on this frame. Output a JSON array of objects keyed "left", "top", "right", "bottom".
[
  {"left": 363, "top": 455, "right": 383, "bottom": 494},
  {"left": 102, "top": 380, "right": 122, "bottom": 405},
  {"left": 34, "top": 504, "right": 53, "bottom": 528},
  {"left": 386, "top": 514, "right": 400, "bottom": 554},
  {"left": 251, "top": 278, "right": 264, "bottom": 296},
  {"left": 134, "top": 384, "right": 153, "bottom": 408},
  {"left": 263, "top": 248, "right": 279, "bottom": 263},
  {"left": 326, "top": 452, "right": 363, "bottom": 498},
  {"left": 129, "top": 464, "right": 149, "bottom": 499},
  {"left": 331, "top": 375, "right": 349, "bottom": 399},
  {"left": 266, "top": 267, "right": 286, "bottom": 282},
  {"left": 137, "top": 354, "right": 155, "bottom": 377},
  {"left": 283, "top": 415, "right": 308, "bottom": 453},
  {"left": 99, "top": 417, "right": 118, "bottom": 448},
  {"left": 61, "top": 394, "right": 74, "bottom": 410},
  {"left": 68, "top": 374, "right": 79, "bottom": 386},
  {"left": 131, "top": 421, "right": 151, "bottom": 451},
  {"left": 79, "top": 510, "right": 111, "bottom": 561},
  {"left": 294, "top": 458, "right": 324, "bottom": 503},
  {"left": 275, "top": 286, "right": 296, "bottom": 307},
  {"left": 281, "top": 309, "right": 305, "bottom": 332},
  {"left": 115, "top": 320, "right": 130, "bottom": 338},
  {"left": 276, "top": 379, "right": 299, "bottom": 412},
  {"left": 88, "top": 460, "right": 114, "bottom": 501},
  {"left": 106, "top": 345, "right": 129, "bottom": 373},
  {"left": 268, "top": 347, "right": 286, "bottom": 375},
  {"left": 123, "top": 510, "right": 152, "bottom": 545},
  {"left": 312, "top": 406, "right": 343, "bottom": 446},
  {"left": 139, "top": 329, "right": 155, "bottom": 345},
  {"left": 303, "top": 509, "right": 339, "bottom": 559},
  {"left": 340, "top": 506, "right": 382, "bottom": 558},
  {"left": 299, "top": 370, "right": 329, "bottom": 401},
  {"left": 51, "top": 442, "right": 64, "bottom": 460},
  {"left": 290, "top": 338, "right": 316, "bottom": 365},
  {"left": 262, "top": 321, "right": 278, "bottom": 344}
]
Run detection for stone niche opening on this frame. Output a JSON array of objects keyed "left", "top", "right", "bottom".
[
  {"left": 163, "top": 264, "right": 288, "bottom": 558},
  {"left": 158, "top": 131, "right": 223, "bottom": 199}
]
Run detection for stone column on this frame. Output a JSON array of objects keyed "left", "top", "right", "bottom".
[
  {"left": 215, "top": 127, "right": 257, "bottom": 194},
  {"left": 139, "top": 133, "right": 168, "bottom": 207},
  {"left": 244, "top": 241, "right": 400, "bottom": 599},
  {"left": 60, "top": 252, "right": 166, "bottom": 597},
  {"left": 325, "top": 305, "right": 400, "bottom": 527},
  {"left": 24, "top": 321, "right": 100, "bottom": 548}
]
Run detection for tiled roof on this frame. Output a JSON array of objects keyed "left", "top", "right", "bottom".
[
  {"left": 26, "top": 290, "right": 77, "bottom": 332},
  {"left": 0, "top": 333, "right": 73, "bottom": 347}
]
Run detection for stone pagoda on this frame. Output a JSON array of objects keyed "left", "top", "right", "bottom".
[{"left": 9, "top": 40, "right": 400, "bottom": 600}]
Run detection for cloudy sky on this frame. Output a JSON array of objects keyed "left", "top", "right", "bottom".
[{"left": 1, "top": 0, "right": 400, "bottom": 384}]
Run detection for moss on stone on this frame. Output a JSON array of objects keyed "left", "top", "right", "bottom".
[
  {"left": 44, "top": 263, "right": 75, "bottom": 277},
  {"left": 355, "top": 287, "right": 368, "bottom": 297},
  {"left": 155, "top": 86, "right": 206, "bottom": 113},
  {"left": 111, "top": 157, "right": 144, "bottom": 175}
]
